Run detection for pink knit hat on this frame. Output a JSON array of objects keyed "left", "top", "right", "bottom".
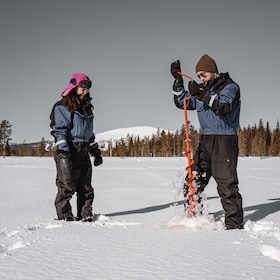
[{"left": 62, "top": 73, "right": 92, "bottom": 97}]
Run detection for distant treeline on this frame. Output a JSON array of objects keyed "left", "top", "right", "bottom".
[
  {"left": 102, "top": 119, "right": 280, "bottom": 157},
  {"left": 1, "top": 119, "right": 279, "bottom": 157}
]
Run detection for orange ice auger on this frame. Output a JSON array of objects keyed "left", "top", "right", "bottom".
[{"left": 178, "top": 72, "right": 197, "bottom": 216}]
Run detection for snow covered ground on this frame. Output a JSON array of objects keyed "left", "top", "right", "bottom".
[{"left": 0, "top": 156, "right": 280, "bottom": 280}]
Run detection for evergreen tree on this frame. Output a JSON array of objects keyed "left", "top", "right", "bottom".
[
  {"left": 269, "top": 120, "right": 280, "bottom": 156},
  {"left": 0, "top": 120, "right": 12, "bottom": 157},
  {"left": 265, "top": 122, "right": 271, "bottom": 156}
]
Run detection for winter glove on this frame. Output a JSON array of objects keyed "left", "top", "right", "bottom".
[
  {"left": 93, "top": 149, "right": 103, "bottom": 166},
  {"left": 171, "top": 60, "right": 184, "bottom": 91},
  {"left": 89, "top": 143, "right": 103, "bottom": 166},
  {"left": 171, "top": 60, "right": 181, "bottom": 79},
  {"left": 57, "top": 150, "right": 72, "bottom": 172},
  {"left": 188, "top": 81, "right": 211, "bottom": 103}
]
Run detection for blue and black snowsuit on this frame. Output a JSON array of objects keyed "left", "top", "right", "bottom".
[
  {"left": 50, "top": 97, "right": 96, "bottom": 221},
  {"left": 174, "top": 72, "right": 243, "bottom": 229}
]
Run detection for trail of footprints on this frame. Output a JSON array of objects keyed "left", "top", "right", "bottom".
[
  {"left": 0, "top": 215, "right": 139, "bottom": 257},
  {"left": 245, "top": 220, "right": 280, "bottom": 262},
  {"left": 1, "top": 218, "right": 280, "bottom": 262},
  {"left": 0, "top": 220, "right": 64, "bottom": 257}
]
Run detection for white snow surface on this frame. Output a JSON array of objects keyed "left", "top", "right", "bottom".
[{"left": 1, "top": 156, "right": 280, "bottom": 280}]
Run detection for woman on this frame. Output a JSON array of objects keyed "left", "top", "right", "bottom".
[{"left": 50, "top": 73, "right": 103, "bottom": 222}]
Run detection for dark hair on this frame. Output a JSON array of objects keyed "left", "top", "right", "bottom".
[
  {"left": 63, "top": 89, "right": 81, "bottom": 112},
  {"left": 63, "top": 88, "right": 93, "bottom": 112}
]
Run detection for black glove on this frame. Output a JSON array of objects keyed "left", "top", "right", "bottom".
[
  {"left": 57, "top": 150, "right": 72, "bottom": 173},
  {"left": 188, "top": 81, "right": 210, "bottom": 103},
  {"left": 89, "top": 143, "right": 103, "bottom": 166},
  {"left": 171, "top": 60, "right": 184, "bottom": 91},
  {"left": 93, "top": 149, "right": 103, "bottom": 166},
  {"left": 188, "top": 81, "right": 206, "bottom": 96},
  {"left": 171, "top": 60, "right": 181, "bottom": 79}
]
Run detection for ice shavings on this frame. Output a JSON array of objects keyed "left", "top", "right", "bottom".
[{"left": 164, "top": 214, "right": 224, "bottom": 231}]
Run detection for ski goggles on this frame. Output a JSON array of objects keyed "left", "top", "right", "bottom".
[
  {"left": 78, "top": 80, "right": 92, "bottom": 89},
  {"left": 197, "top": 72, "right": 207, "bottom": 79}
]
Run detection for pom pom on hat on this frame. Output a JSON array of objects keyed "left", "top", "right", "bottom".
[
  {"left": 62, "top": 73, "right": 92, "bottom": 97},
  {"left": 195, "top": 54, "right": 218, "bottom": 74}
]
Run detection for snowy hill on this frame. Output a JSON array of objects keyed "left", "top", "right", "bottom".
[{"left": 95, "top": 126, "right": 172, "bottom": 148}]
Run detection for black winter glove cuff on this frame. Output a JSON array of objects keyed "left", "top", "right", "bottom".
[
  {"left": 173, "top": 77, "right": 184, "bottom": 92},
  {"left": 89, "top": 143, "right": 98, "bottom": 156}
]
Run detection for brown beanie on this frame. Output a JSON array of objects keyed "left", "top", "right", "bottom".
[{"left": 195, "top": 54, "right": 218, "bottom": 73}]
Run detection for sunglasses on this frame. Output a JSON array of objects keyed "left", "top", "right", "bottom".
[{"left": 197, "top": 72, "right": 207, "bottom": 79}]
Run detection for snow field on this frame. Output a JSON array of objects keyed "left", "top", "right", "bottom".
[{"left": 1, "top": 157, "right": 280, "bottom": 280}]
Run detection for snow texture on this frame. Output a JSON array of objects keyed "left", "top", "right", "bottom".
[{"left": 1, "top": 156, "right": 280, "bottom": 280}]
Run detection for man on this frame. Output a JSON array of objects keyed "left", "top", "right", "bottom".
[{"left": 170, "top": 54, "right": 243, "bottom": 230}]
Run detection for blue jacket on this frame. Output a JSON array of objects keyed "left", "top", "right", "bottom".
[
  {"left": 50, "top": 99, "right": 95, "bottom": 152},
  {"left": 173, "top": 72, "right": 241, "bottom": 135}
]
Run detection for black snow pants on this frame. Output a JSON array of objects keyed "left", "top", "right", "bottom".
[
  {"left": 191, "top": 134, "right": 243, "bottom": 229},
  {"left": 54, "top": 142, "right": 94, "bottom": 220}
]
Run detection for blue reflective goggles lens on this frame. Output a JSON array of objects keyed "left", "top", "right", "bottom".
[{"left": 197, "top": 72, "right": 207, "bottom": 79}]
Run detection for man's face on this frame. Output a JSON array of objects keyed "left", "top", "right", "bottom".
[{"left": 196, "top": 71, "right": 216, "bottom": 84}]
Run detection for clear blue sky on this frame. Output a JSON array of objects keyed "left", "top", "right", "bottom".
[{"left": 0, "top": 0, "right": 279, "bottom": 143}]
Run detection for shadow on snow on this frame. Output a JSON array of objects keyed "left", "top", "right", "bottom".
[
  {"left": 105, "top": 196, "right": 219, "bottom": 217},
  {"left": 212, "top": 198, "right": 280, "bottom": 222},
  {"left": 105, "top": 196, "right": 280, "bottom": 223}
]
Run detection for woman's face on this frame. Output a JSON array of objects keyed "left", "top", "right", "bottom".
[{"left": 76, "top": 87, "right": 89, "bottom": 99}]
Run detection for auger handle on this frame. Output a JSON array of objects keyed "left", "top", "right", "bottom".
[{"left": 178, "top": 71, "right": 193, "bottom": 81}]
